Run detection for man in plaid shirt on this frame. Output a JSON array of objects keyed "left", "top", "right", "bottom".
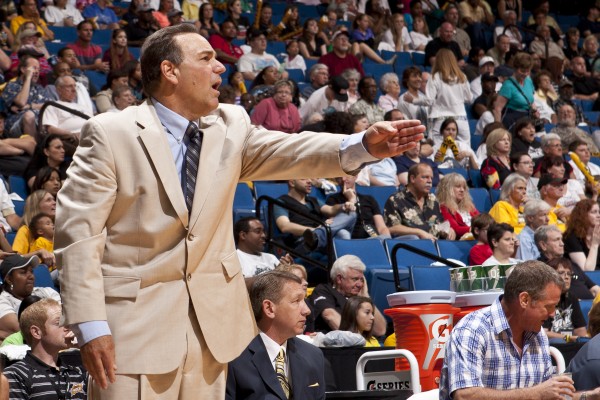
[{"left": 440, "top": 260, "right": 600, "bottom": 400}]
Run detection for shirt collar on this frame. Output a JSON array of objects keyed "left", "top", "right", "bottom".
[
  {"left": 259, "top": 331, "right": 288, "bottom": 362},
  {"left": 152, "top": 98, "right": 198, "bottom": 141}
]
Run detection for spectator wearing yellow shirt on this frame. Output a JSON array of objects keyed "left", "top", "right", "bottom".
[
  {"left": 10, "top": 0, "right": 54, "bottom": 40},
  {"left": 538, "top": 174, "right": 568, "bottom": 232},
  {"left": 28, "top": 213, "right": 55, "bottom": 269},
  {"left": 489, "top": 173, "right": 527, "bottom": 234}
]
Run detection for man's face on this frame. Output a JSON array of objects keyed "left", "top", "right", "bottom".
[
  {"left": 445, "top": 8, "right": 459, "bottom": 25},
  {"left": 409, "top": 165, "right": 433, "bottom": 196},
  {"left": 22, "top": 57, "right": 40, "bottom": 83},
  {"left": 388, "top": 110, "right": 404, "bottom": 121},
  {"left": 312, "top": 68, "right": 329, "bottom": 86},
  {"left": 40, "top": 306, "right": 70, "bottom": 352},
  {"left": 521, "top": 283, "right": 562, "bottom": 333},
  {"left": 160, "top": 0, "right": 173, "bottom": 11},
  {"left": 333, "top": 33, "right": 350, "bottom": 53},
  {"left": 360, "top": 78, "right": 377, "bottom": 103},
  {"left": 541, "top": 182, "right": 566, "bottom": 201},
  {"left": 56, "top": 76, "right": 77, "bottom": 102},
  {"left": 575, "top": 144, "right": 591, "bottom": 164},
  {"left": 527, "top": 210, "right": 549, "bottom": 230},
  {"left": 114, "top": 89, "right": 135, "bottom": 110},
  {"left": 53, "top": 62, "right": 71, "bottom": 78},
  {"left": 335, "top": 267, "right": 365, "bottom": 297},
  {"left": 571, "top": 57, "right": 587, "bottom": 77},
  {"left": 271, "top": 281, "right": 311, "bottom": 339},
  {"left": 59, "top": 49, "right": 79, "bottom": 68},
  {"left": 77, "top": 23, "right": 94, "bottom": 42},
  {"left": 558, "top": 105, "right": 576, "bottom": 126},
  {"left": 440, "top": 23, "right": 454, "bottom": 42},
  {"left": 482, "top": 79, "right": 496, "bottom": 94},
  {"left": 559, "top": 85, "right": 574, "bottom": 100},
  {"left": 504, "top": 11, "right": 516, "bottom": 25},
  {"left": 540, "top": 230, "right": 564, "bottom": 259},
  {"left": 480, "top": 62, "right": 494, "bottom": 74},
  {"left": 170, "top": 33, "right": 225, "bottom": 118},
  {"left": 289, "top": 178, "right": 312, "bottom": 196},
  {"left": 21, "top": 0, "right": 38, "bottom": 17},
  {"left": 250, "top": 34, "right": 267, "bottom": 53},
  {"left": 221, "top": 21, "right": 237, "bottom": 39},
  {"left": 497, "top": 36, "right": 511, "bottom": 53},
  {"left": 240, "top": 219, "right": 266, "bottom": 254}
]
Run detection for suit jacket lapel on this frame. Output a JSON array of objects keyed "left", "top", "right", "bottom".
[
  {"left": 189, "top": 113, "right": 226, "bottom": 231},
  {"left": 136, "top": 102, "right": 188, "bottom": 227},
  {"left": 249, "top": 336, "right": 288, "bottom": 400},
  {"left": 288, "top": 338, "right": 305, "bottom": 399}
]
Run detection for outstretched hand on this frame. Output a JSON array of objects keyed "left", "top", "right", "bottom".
[
  {"left": 80, "top": 335, "right": 117, "bottom": 390},
  {"left": 363, "top": 120, "right": 426, "bottom": 159}
]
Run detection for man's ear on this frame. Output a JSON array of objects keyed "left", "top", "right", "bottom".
[
  {"left": 160, "top": 60, "right": 178, "bottom": 86},
  {"left": 262, "top": 299, "right": 276, "bottom": 320},
  {"left": 518, "top": 292, "right": 530, "bottom": 309},
  {"left": 30, "top": 325, "right": 43, "bottom": 340}
]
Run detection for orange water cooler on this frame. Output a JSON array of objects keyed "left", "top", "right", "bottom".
[
  {"left": 453, "top": 292, "right": 502, "bottom": 323},
  {"left": 385, "top": 291, "right": 459, "bottom": 391}
]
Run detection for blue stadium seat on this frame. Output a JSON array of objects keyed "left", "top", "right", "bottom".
[
  {"left": 385, "top": 238, "right": 439, "bottom": 269},
  {"left": 5, "top": 232, "right": 15, "bottom": 246},
  {"left": 468, "top": 119, "right": 478, "bottom": 136},
  {"left": 254, "top": 182, "right": 288, "bottom": 201},
  {"left": 580, "top": 299, "right": 593, "bottom": 325},
  {"left": 412, "top": 52, "right": 425, "bottom": 66},
  {"left": 578, "top": 99, "right": 594, "bottom": 112},
  {"left": 355, "top": 185, "right": 397, "bottom": 211},
  {"left": 544, "top": 123, "right": 556, "bottom": 132},
  {"left": 49, "top": 26, "right": 77, "bottom": 43},
  {"left": 469, "top": 169, "right": 484, "bottom": 188},
  {"left": 409, "top": 265, "right": 450, "bottom": 291},
  {"left": 129, "top": 46, "right": 141, "bottom": 59},
  {"left": 365, "top": 268, "right": 407, "bottom": 312},
  {"left": 584, "top": 111, "right": 600, "bottom": 125},
  {"left": 266, "top": 41, "right": 286, "bottom": 56},
  {"left": 469, "top": 187, "right": 491, "bottom": 212},
  {"left": 233, "top": 183, "right": 255, "bottom": 222},
  {"left": 471, "top": 134, "right": 482, "bottom": 153},
  {"left": 364, "top": 64, "right": 394, "bottom": 83},
  {"left": 490, "top": 188, "right": 501, "bottom": 204},
  {"left": 286, "top": 68, "right": 305, "bottom": 83},
  {"left": 591, "top": 157, "right": 600, "bottom": 167},
  {"left": 13, "top": 200, "right": 24, "bottom": 217},
  {"left": 85, "top": 70, "right": 108, "bottom": 91},
  {"left": 333, "top": 238, "right": 390, "bottom": 269},
  {"left": 437, "top": 240, "right": 476, "bottom": 266},
  {"left": 33, "top": 265, "right": 56, "bottom": 291},
  {"left": 438, "top": 168, "right": 468, "bottom": 180},
  {"left": 8, "top": 175, "right": 27, "bottom": 199},
  {"left": 297, "top": 4, "right": 320, "bottom": 19},
  {"left": 586, "top": 271, "right": 600, "bottom": 286},
  {"left": 94, "top": 29, "right": 112, "bottom": 45}
]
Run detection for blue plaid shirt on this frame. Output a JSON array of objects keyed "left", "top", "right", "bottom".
[{"left": 439, "top": 297, "right": 553, "bottom": 400}]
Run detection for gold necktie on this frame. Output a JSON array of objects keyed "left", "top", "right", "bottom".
[{"left": 275, "top": 348, "right": 290, "bottom": 399}]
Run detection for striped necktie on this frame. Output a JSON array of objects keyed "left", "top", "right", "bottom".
[
  {"left": 275, "top": 348, "right": 290, "bottom": 399},
  {"left": 184, "top": 122, "right": 202, "bottom": 213}
]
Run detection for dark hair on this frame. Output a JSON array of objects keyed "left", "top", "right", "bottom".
[
  {"left": 512, "top": 117, "right": 535, "bottom": 137},
  {"left": 440, "top": 117, "right": 458, "bottom": 134},
  {"left": 18, "top": 295, "right": 42, "bottom": 320},
  {"left": 17, "top": 55, "right": 36, "bottom": 77},
  {"left": 546, "top": 257, "right": 573, "bottom": 272},
  {"left": 407, "top": 163, "right": 432, "bottom": 183},
  {"left": 510, "top": 151, "right": 530, "bottom": 171},
  {"left": 487, "top": 222, "right": 514, "bottom": 250},
  {"left": 123, "top": 59, "right": 140, "bottom": 80},
  {"left": 57, "top": 47, "right": 74, "bottom": 58},
  {"left": 32, "top": 166, "right": 60, "bottom": 193},
  {"left": 251, "top": 66, "right": 277, "bottom": 88},
  {"left": 199, "top": 2, "right": 215, "bottom": 24},
  {"left": 503, "top": 260, "right": 564, "bottom": 303},
  {"left": 540, "top": 156, "right": 565, "bottom": 176},
  {"left": 76, "top": 20, "right": 93, "bottom": 31},
  {"left": 25, "top": 134, "right": 64, "bottom": 179},
  {"left": 357, "top": 76, "right": 376, "bottom": 97},
  {"left": 323, "top": 111, "right": 353, "bottom": 134},
  {"left": 29, "top": 212, "right": 52, "bottom": 239},
  {"left": 233, "top": 216, "right": 259, "bottom": 244},
  {"left": 384, "top": 109, "right": 403, "bottom": 121},
  {"left": 140, "top": 24, "right": 198, "bottom": 96},
  {"left": 218, "top": 84, "right": 236, "bottom": 104},
  {"left": 401, "top": 66, "right": 421, "bottom": 89},
  {"left": 250, "top": 270, "right": 302, "bottom": 322},
  {"left": 568, "top": 139, "right": 588, "bottom": 152},
  {"left": 103, "top": 68, "right": 129, "bottom": 91},
  {"left": 339, "top": 296, "right": 375, "bottom": 340},
  {"left": 471, "top": 212, "right": 495, "bottom": 235},
  {"left": 111, "top": 84, "right": 133, "bottom": 103}
]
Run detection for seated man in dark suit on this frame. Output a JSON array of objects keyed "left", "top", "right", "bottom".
[{"left": 226, "top": 270, "right": 325, "bottom": 400}]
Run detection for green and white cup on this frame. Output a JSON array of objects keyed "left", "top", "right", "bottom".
[
  {"left": 484, "top": 265, "right": 504, "bottom": 291},
  {"left": 467, "top": 265, "right": 486, "bottom": 292},
  {"left": 450, "top": 267, "right": 469, "bottom": 292}
]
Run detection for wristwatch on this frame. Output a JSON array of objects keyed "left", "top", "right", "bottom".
[{"left": 581, "top": 392, "right": 588, "bottom": 400}]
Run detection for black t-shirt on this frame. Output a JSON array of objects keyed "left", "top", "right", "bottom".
[
  {"left": 308, "top": 283, "right": 347, "bottom": 333},
  {"left": 570, "top": 262, "right": 596, "bottom": 300},
  {"left": 564, "top": 232, "right": 600, "bottom": 270},
  {"left": 424, "top": 38, "right": 462, "bottom": 66},
  {"left": 543, "top": 292, "right": 586, "bottom": 332},
  {"left": 326, "top": 193, "right": 381, "bottom": 239}
]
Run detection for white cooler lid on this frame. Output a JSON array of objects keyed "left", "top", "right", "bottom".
[
  {"left": 387, "top": 290, "right": 456, "bottom": 307},
  {"left": 454, "top": 292, "right": 502, "bottom": 308}
]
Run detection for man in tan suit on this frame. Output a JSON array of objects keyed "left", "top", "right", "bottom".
[{"left": 54, "top": 24, "right": 425, "bottom": 399}]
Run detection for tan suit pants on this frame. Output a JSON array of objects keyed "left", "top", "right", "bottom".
[{"left": 90, "top": 306, "right": 226, "bottom": 400}]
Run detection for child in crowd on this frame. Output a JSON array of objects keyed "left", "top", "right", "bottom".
[
  {"left": 29, "top": 213, "right": 55, "bottom": 269},
  {"left": 468, "top": 213, "right": 495, "bottom": 265},
  {"left": 339, "top": 296, "right": 380, "bottom": 347},
  {"left": 283, "top": 39, "right": 306, "bottom": 74}
]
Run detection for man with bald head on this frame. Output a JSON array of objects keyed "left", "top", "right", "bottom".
[
  {"left": 425, "top": 22, "right": 465, "bottom": 66},
  {"left": 55, "top": 24, "right": 425, "bottom": 399}
]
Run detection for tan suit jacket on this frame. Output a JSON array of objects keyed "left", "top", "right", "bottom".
[{"left": 55, "top": 101, "right": 346, "bottom": 374}]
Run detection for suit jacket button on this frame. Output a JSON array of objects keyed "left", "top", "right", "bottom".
[
  {"left": 187, "top": 274, "right": 192, "bottom": 281},
  {"left": 188, "top": 234, "right": 195, "bottom": 241}
]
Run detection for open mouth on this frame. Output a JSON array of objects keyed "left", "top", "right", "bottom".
[{"left": 212, "top": 81, "right": 221, "bottom": 90}]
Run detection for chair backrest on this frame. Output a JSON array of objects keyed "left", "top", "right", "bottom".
[
  {"left": 286, "top": 68, "right": 305, "bottom": 83},
  {"left": 585, "top": 271, "right": 600, "bottom": 286},
  {"left": 468, "top": 169, "right": 484, "bottom": 188},
  {"left": 409, "top": 265, "right": 451, "bottom": 291},
  {"left": 355, "top": 185, "right": 397, "bottom": 211},
  {"left": 33, "top": 265, "right": 56, "bottom": 291},
  {"left": 334, "top": 239, "right": 390, "bottom": 269},
  {"left": 385, "top": 239, "right": 439, "bottom": 269},
  {"left": 579, "top": 299, "right": 594, "bottom": 326},
  {"left": 365, "top": 268, "right": 408, "bottom": 312},
  {"left": 254, "top": 182, "right": 289, "bottom": 201},
  {"left": 489, "top": 189, "right": 501, "bottom": 204},
  {"left": 437, "top": 240, "right": 476, "bottom": 266},
  {"left": 469, "top": 188, "right": 491, "bottom": 213},
  {"left": 438, "top": 168, "right": 468, "bottom": 180},
  {"left": 233, "top": 183, "right": 255, "bottom": 221},
  {"left": 8, "top": 175, "right": 27, "bottom": 199}
]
